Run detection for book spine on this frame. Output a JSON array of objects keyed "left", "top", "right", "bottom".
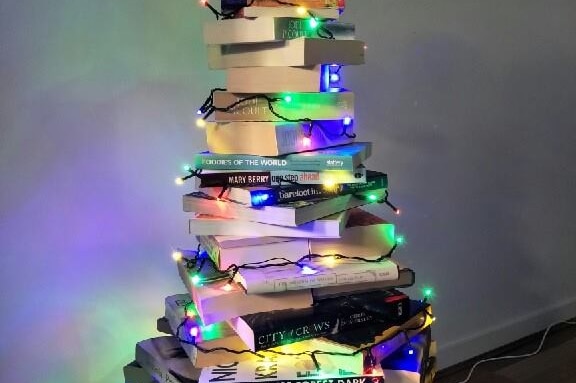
[
  {"left": 237, "top": 261, "right": 399, "bottom": 294},
  {"left": 194, "top": 152, "right": 357, "bottom": 171},
  {"left": 212, "top": 91, "right": 354, "bottom": 122},
  {"left": 222, "top": 0, "right": 343, "bottom": 8},
  {"left": 249, "top": 173, "right": 387, "bottom": 206},
  {"left": 249, "top": 295, "right": 408, "bottom": 350},
  {"left": 198, "top": 168, "right": 366, "bottom": 187}
]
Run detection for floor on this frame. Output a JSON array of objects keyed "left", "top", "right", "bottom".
[{"left": 434, "top": 320, "right": 576, "bottom": 383}]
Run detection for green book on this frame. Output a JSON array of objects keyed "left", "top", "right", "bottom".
[{"left": 193, "top": 142, "right": 371, "bottom": 171}]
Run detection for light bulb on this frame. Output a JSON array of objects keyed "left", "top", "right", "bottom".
[
  {"left": 196, "top": 118, "right": 206, "bottom": 128},
  {"left": 368, "top": 194, "right": 379, "bottom": 202},
  {"left": 221, "top": 283, "right": 233, "bottom": 292},
  {"left": 309, "top": 18, "right": 319, "bottom": 29},
  {"left": 301, "top": 266, "right": 318, "bottom": 275},
  {"left": 283, "top": 95, "right": 292, "bottom": 103},
  {"left": 175, "top": 177, "right": 184, "bottom": 186},
  {"left": 343, "top": 116, "right": 353, "bottom": 126},
  {"left": 191, "top": 275, "right": 201, "bottom": 285},
  {"left": 190, "top": 327, "right": 199, "bottom": 337},
  {"left": 330, "top": 73, "right": 340, "bottom": 83},
  {"left": 296, "top": 6, "right": 307, "bottom": 15},
  {"left": 172, "top": 251, "right": 183, "bottom": 262},
  {"left": 302, "top": 137, "right": 312, "bottom": 147}
]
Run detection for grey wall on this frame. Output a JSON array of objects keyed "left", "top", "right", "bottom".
[{"left": 1, "top": 1, "right": 575, "bottom": 382}]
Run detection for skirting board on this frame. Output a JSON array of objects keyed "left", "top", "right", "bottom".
[{"left": 438, "top": 295, "right": 576, "bottom": 368}]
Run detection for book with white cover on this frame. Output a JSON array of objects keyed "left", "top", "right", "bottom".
[
  {"left": 188, "top": 211, "right": 348, "bottom": 238},
  {"left": 183, "top": 188, "right": 386, "bottom": 227},
  {"left": 241, "top": 6, "right": 341, "bottom": 19},
  {"left": 197, "top": 208, "right": 395, "bottom": 269},
  {"left": 234, "top": 258, "right": 400, "bottom": 294},
  {"left": 207, "top": 38, "right": 365, "bottom": 69},
  {"left": 203, "top": 18, "right": 355, "bottom": 45},
  {"left": 226, "top": 66, "right": 326, "bottom": 93}
]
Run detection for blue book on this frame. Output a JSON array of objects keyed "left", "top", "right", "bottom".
[{"left": 193, "top": 142, "right": 371, "bottom": 172}]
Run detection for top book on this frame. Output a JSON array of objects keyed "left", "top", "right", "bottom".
[{"left": 220, "top": 0, "right": 345, "bottom": 19}]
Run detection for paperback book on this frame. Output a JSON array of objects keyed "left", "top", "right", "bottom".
[{"left": 229, "top": 7, "right": 341, "bottom": 20}]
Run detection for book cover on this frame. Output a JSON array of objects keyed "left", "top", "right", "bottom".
[
  {"left": 197, "top": 166, "right": 367, "bottom": 188},
  {"left": 203, "top": 18, "right": 355, "bottom": 45},
  {"left": 235, "top": 7, "right": 341, "bottom": 20},
  {"left": 194, "top": 142, "right": 371, "bottom": 172},
  {"left": 183, "top": 187, "right": 386, "bottom": 227},
  {"left": 234, "top": 258, "right": 400, "bottom": 294},
  {"left": 164, "top": 294, "right": 256, "bottom": 367},
  {"left": 197, "top": 208, "right": 395, "bottom": 269},
  {"left": 202, "top": 170, "right": 387, "bottom": 206},
  {"left": 135, "top": 336, "right": 201, "bottom": 383},
  {"left": 198, "top": 339, "right": 367, "bottom": 383},
  {"left": 229, "top": 289, "right": 409, "bottom": 351},
  {"left": 211, "top": 91, "right": 354, "bottom": 122},
  {"left": 205, "top": 120, "right": 355, "bottom": 156},
  {"left": 177, "top": 253, "right": 313, "bottom": 324},
  {"left": 207, "top": 38, "right": 365, "bottom": 69},
  {"left": 188, "top": 210, "right": 348, "bottom": 238},
  {"left": 221, "top": 0, "right": 345, "bottom": 8}
]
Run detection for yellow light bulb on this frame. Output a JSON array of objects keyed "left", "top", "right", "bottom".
[
  {"left": 323, "top": 256, "right": 337, "bottom": 268},
  {"left": 196, "top": 118, "right": 207, "bottom": 128},
  {"left": 175, "top": 177, "right": 184, "bottom": 185},
  {"left": 323, "top": 179, "right": 336, "bottom": 190},
  {"left": 296, "top": 6, "right": 307, "bottom": 15},
  {"left": 172, "top": 251, "right": 183, "bottom": 262}
]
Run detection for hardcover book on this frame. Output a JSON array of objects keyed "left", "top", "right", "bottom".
[
  {"left": 194, "top": 142, "right": 371, "bottom": 172},
  {"left": 221, "top": 0, "right": 345, "bottom": 8},
  {"left": 229, "top": 289, "right": 409, "bottom": 351},
  {"left": 197, "top": 208, "right": 395, "bottom": 269},
  {"left": 205, "top": 120, "right": 355, "bottom": 156},
  {"left": 232, "top": 7, "right": 341, "bottom": 20},
  {"left": 183, "top": 187, "right": 386, "bottom": 227},
  {"left": 234, "top": 258, "right": 400, "bottom": 294},
  {"left": 211, "top": 91, "right": 354, "bottom": 122},
  {"left": 197, "top": 166, "right": 367, "bottom": 188},
  {"left": 201, "top": 170, "right": 387, "bottom": 206},
  {"left": 207, "top": 38, "right": 365, "bottom": 69},
  {"left": 203, "top": 18, "right": 355, "bottom": 45},
  {"left": 188, "top": 210, "right": 348, "bottom": 238},
  {"left": 177, "top": 254, "right": 313, "bottom": 324}
]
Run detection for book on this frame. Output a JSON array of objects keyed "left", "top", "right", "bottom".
[
  {"left": 177, "top": 254, "right": 313, "bottom": 324},
  {"left": 201, "top": 170, "right": 387, "bottom": 206},
  {"left": 123, "top": 360, "right": 155, "bottom": 383},
  {"left": 194, "top": 142, "right": 371, "bottom": 172},
  {"left": 233, "top": 258, "right": 400, "bottom": 294},
  {"left": 234, "top": 7, "right": 341, "bottom": 20},
  {"left": 203, "top": 18, "right": 355, "bottom": 45},
  {"left": 221, "top": 0, "right": 345, "bottom": 9},
  {"left": 205, "top": 235, "right": 294, "bottom": 248},
  {"left": 229, "top": 289, "right": 409, "bottom": 351},
  {"left": 227, "top": 65, "right": 342, "bottom": 93},
  {"left": 178, "top": 252, "right": 415, "bottom": 323},
  {"left": 164, "top": 294, "right": 255, "bottom": 367},
  {"left": 211, "top": 91, "right": 354, "bottom": 122},
  {"left": 135, "top": 336, "right": 201, "bottom": 383},
  {"left": 197, "top": 341, "right": 368, "bottom": 383},
  {"left": 207, "top": 38, "right": 365, "bottom": 69},
  {"left": 197, "top": 208, "right": 395, "bottom": 269},
  {"left": 205, "top": 120, "right": 355, "bottom": 156},
  {"left": 188, "top": 210, "right": 348, "bottom": 238},
  {"left": 196, "top": 167, "right": 367, "bottom": 188},
  {"left": 183, "top": 187, "right": 386, "bottom": 227}
]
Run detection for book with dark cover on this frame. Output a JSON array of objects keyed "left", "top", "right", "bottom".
[{"left": 230, "top": 289, "right": 409, "bottom": 351}]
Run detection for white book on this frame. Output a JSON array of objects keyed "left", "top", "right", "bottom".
[
  {"left": 226, "top": 66, "right": 326, "bottom": 93},
  {"left": 188, "top": 210, "right": 348, "bottom": 238},
  {"left": 203, "top": 18, "right": 354, "bottom": 45},
  {"left": 207, "top": 38, "right": 365, "bottom": 69},
  {"left": 242, "top": 6, "right": 340, "bottom": 19},
  {"left": 234, "top": 258, "right": 400, "bottom": 294}
]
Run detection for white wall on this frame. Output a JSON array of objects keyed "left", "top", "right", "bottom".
[{"left": 1, "top": 1, "right": 575, "bottom": 382}]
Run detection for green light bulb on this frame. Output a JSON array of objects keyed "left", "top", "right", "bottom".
[
  {"left": 368, "top": 194, "right": 378, "bottom": 202},
  {"left": 309, "top": 18, "right": 319, "bottom": 29},
  {"left": 396, "top": 235, "right": 406, "bottom": 245},
  {"left": 191, "top": 275, "right": 201, "bottom": 285},
  {"left": 284, "top": 95, "right": 292, "bottom": 103},
  {"left": 423, "top": 287, "right": 434, "bottom": 298}
]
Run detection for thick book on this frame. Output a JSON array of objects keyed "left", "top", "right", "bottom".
[
  {"left": 233, "top": 258, "right": 400, "bottom": 294},
  {"left": 207, "top": 38, "right": 365, "bottom": 69},
  {"left": 194, "top": 142, "right": 371, "bottom": 172},
  {"left": 205, "top": 120, "right": 355, "bottom": 156},
  {"left": 182, "top": 187, "right": 386, "bottom": 227},
  {"left": 211, "top": 91, "right": 354, "bottom": 122},
  {"left": 227, "top": 65, "right": 342, "bottom": 93},
  {"left": 229, "top": 289, "right": 409, "bottom": 351},
  {"left": 135, "top": 336, "right": 201, "bottom": 383},
  {"left": 197, "top": 340, "right": 368, "bottom": 383},
  {"left": 202, "top": 171, "right": 387, "bottom": 206},
  {"left": 197, "top": 208, "right": 395, "bottom": 269},
  {"left": 164, "top": 294, "right": 255, "bottom": 367},
  {"left": 123, "top": 360, "right": 155, "bottom": 383},
  {"left": 188, "top": 210, "right": 348, "bottom": 238},
  {"left": 196, "top": 167, "right": 367, "bottom": 188},
  {"left": 203, "top": 18, "right": 354, "bottom": 45},
  {"left": 177, "top": 254, "right": 313, "bottom": 324}
]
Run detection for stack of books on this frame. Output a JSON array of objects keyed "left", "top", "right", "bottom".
[{"left": 124, "top": 1, "right": 437, "bottom": 382}]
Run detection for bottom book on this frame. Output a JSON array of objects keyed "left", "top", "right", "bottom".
[
  {"left": 135, "top": 336, "right": 384, "bottom": 383},
  {"left": 123, "top": 360, "right": 156, "bottom": 383}
]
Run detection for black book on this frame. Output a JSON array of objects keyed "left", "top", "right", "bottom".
[{"left": 230, "top": 289, "right": 410, "bottom": 351}]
